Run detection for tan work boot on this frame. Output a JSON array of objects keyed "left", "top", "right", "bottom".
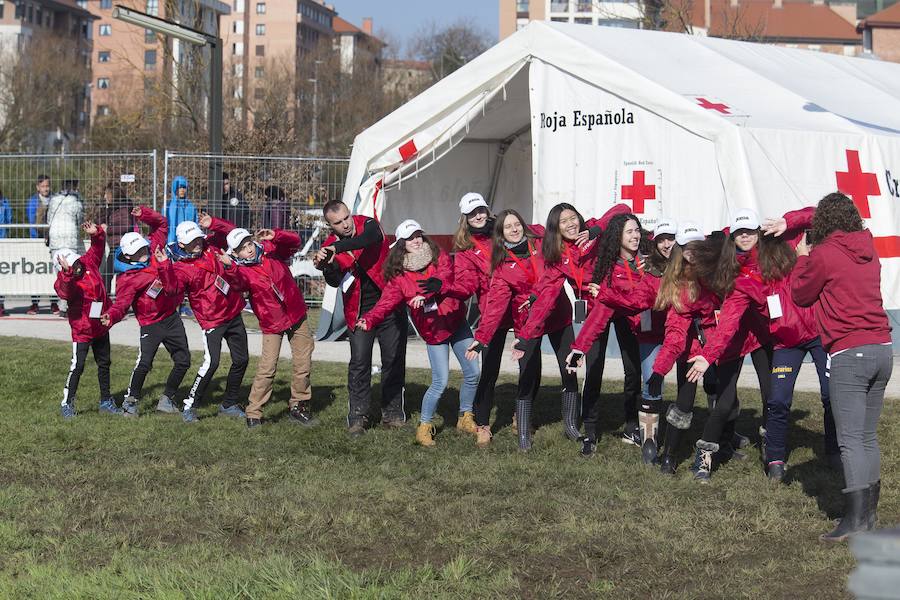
[
  {"left": 475, "top": 425, "right": 492, "bottom": 448},
  {"left": 511, "top": 413, "right": 518, "bottom": 435},
  {"left": 456, "top": 411, "right": 476, "bottom": 434},
  {"left": 416, "top": 422, "right": 436, "bottom": 447}
]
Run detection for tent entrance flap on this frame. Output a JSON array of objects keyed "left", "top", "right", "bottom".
[{"left": 487, "top": 124, "right": 532, "bottom": 210}]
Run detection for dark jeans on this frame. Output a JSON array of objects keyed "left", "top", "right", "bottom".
[
  {"left": 473, "top": 328, "right": 508, "bottom": 426},
  {"left": 750, "top": 345, "right": 773, "bottom": 428},
  {"left": 582, "top": 318, "right": 641, "bottom": 439},
  {"left": 700, "top": 358, "right": 743, "bottom": 445},
  {"left": 347, "top": 309, "right": 407, "bottom": 425},
  {"left": 185, "top": 313, "right": 249, "bottom": 410},
  {"left": 517, "top": 325, "right": 578, "bottom": 400},
  {"left": 830, "top": 343, "right": 893, "bottom": 492},
  {"left": 126, "top": 311, "right": 191, "bottom": 401},
  {"left": 765, "top": 338, "right": 837, "bottom": 463},
  {"left": 62, "top": 333, "right": 111, "bottom": 405}
]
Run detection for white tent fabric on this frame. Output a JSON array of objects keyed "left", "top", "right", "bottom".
[{"left": 340, "top": 21, "right": 900, "bottom": 312}]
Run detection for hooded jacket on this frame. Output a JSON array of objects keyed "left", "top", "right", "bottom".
[
  {"left": 652, "top": 287, "right": 722, "bottom": 376},
  {"left": 165, "top": 176, "right": 198, "bottom": 245},
  {"left": 54, "top": 230, "right": 110, "bottom": 343},
  {"left": 106, "top": 207, "right": 182, "bottom": 327},
  {"left": 167, "top": 216, "right": 244, "bottom": 330},
  {"left": 47, "top": 191, "right": 84, "bottom": 251},
  {"left": 27, "top": 192, "right": 49, "bottom": 239},
  {"left": 360, "top": 251, "right": 466, "bottom": 345},
  {"left": 791, "top": 229, "right": 891, "bottom": 353}
]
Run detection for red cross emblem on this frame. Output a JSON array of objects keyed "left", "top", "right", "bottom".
[
  {"left": 696, "top": 97, "right": 730, "bottom": 114},
  {"left": 398, "top": 139, "right": 418, "bottom": 162},
  {"left": 835, "top": 149, "right": 879, "bottom": 218},
  {"left": 621, "top": 171, "right": 656, "bottom": 214}
]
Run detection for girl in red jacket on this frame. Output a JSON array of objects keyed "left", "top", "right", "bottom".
[
  {"left": 567, "top": 215, "right": 676, "bottom": 462},
  {"left": 54, "top": 222, "right": 121, "bottom": 419},
  {"left": 100, "top": 206, "right": 189, "bottom": 417},
  {"left": 465, "top": 209, "right": 572, "bottom": 450},
  {"left": 516, "top": 202, "right": 633, "bottom": 447},
  {"left": 220, "top": 225, "right": 316, "bottom": 429},
  {"left": 357, "top": 220, "right": 480, "bottom": 447}
]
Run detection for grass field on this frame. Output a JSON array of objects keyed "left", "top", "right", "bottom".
[{"left": 0, "top": 335, "right": 896, "bottom": 599}]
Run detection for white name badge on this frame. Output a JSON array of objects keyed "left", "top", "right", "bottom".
[
  {"left": 340, "top": 272, "right": 356, "bottom": 293},
  {"left": 215, "top": 275, "right": 230, "bottom": 296},
  {"left": 640, "top": 310, "right": 652, "bottom": 332},
  {"left": 146, "top": 278, "right": 163, "bottom": 299},
  {"left": 767, "top": 294, "right": 783, "bottom": 320},
  {"left": 89, "top": 301, "right": 103, "bottom": 319},
  {"left": 424, "top": 300, "right": 439, "bottom": 313}
]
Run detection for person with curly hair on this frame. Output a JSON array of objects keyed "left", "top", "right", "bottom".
[{"left": 792, "top": 192, "right": 893, "bottom": 543}]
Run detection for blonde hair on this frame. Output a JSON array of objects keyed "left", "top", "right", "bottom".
[{"left": 655, "top": 243, "right": 699, "bottom": 313}]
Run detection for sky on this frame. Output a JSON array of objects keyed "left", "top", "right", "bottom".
[{"left": 330, "top": 0, "right": 499, "bottom": 56}]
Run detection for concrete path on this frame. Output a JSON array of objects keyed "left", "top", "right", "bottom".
[{"left": 1, "top": 300, "right": 898, "bottom": 397}]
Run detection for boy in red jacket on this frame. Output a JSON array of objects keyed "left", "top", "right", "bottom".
[
  {"left": 217, "top": 224, "right": 316, "bottom": 428},
  {"left": 100, "top": 206, "right": 190, "bottom": 417},
  {"left": 54, "top": 222, "right": 122, "bottom": 419},
  {"left": 167, "top": 214, "right": 248, "bottom": 423}
]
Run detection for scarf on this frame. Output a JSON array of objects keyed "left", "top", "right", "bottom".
[
  {"left": 402, "top": 244, "right": 434, "bottom": 273},
  {"left": 504, "top": 237, "right": 530, "bottom": 258},
  {"left": 468, "top": 217, "right": 495, "bottom": 237}
]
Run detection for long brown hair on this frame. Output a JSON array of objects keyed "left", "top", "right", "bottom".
[
  {"left": 646, "top": 233, "right": 673, "bottom": 275},
  {"left": 758, "top": 234, "right": 797, "bottom": 282},
  {"left": 490, "top": 209, "right": 538, "bottom": 272},
  {"left": 655, "top": 243, "right": 700, "bottom": 312},
  {"left": 690, "top": 235, "right": 733, "bottom": 298},
  {"left": 382, "top": 234, "right": 441, "bottom": 281},
  {"left": 452, "top": 208, "right": 493, "bottom": 252},
  {"left": 542, "top": 203, "right": 585, "bottom": 265},
  {"left": 810, "top": 191, "right": 864, "bottom": 244}
]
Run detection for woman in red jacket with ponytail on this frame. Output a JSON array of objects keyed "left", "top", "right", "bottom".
[
  {"left": 357, "top": 220, "right": 480, "bottom": 448},
  {"left": 465, "top": 209, "right": 572, "bottom": 451}
]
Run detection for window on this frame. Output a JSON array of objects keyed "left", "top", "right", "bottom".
[
  {"left": 256, "top": 2, "right": 266, "bottom": 14},
  {"left": 254, "top": 87, "right": 264, "bottom": 99},
  {"left": 0, "top": 3, "right": 4, "bottom": 19},
  {"left": 97, "top": 77, "right": 110, "bottom": 89},
  {"left": 550, "top": 16, "right": 569, "bottom": 22},
  {"left": 144, "top": 49, "right": 157, "bottom": 69},
  {"left": 256, "top": 24, "right": 265, "bottom": 35},
  {"left": 255, "top": 66, "right": 265, "bottom": 78},
  {"left": 97, "top": 105, "right": 111, "bottom": 116},
  {"left": 576, "top": 1, "right": 593, "bottom": 12},
  {"left": 76, "top": 0, "right": 86, "bottom": 7},
  {"left": 574, "top": 17, "right": 591, "bottom": 24},
  {"left": 233, "top": 84, "right": 243, "bottom": 99},
  {"left": 255, "top": 44, "right": 264, "bottom": 56},
  {"left": 516, "top": 0, "right": 529, "bottom": 12},
  {"left": 99, "top": 24, "right": 111, "bottom": 36},
  {"left": 233, "top": 63, "right": 243, "bottom": 76},
  {"left": 98, "top": 50, "right": 111, "bottom": 62},
  {"left": 597, "top": 18, "right": 639, "bottom": 28},
  {"left": 232, "top": 42, "right": 244, "bottom": 55},
  {"left": 146, "top": 0, "right": 158, "bottom": 15},
  {"left": 233, "top": 20, "right": 244, "bottom": 34},
  {"left": 145, "top": 28, "right": 155, "bottom": 43},
  {"left": 863, "top": 28, "right": 873, "bottom": 53},
  {"left": 234, "top": 0, "right": 245, "bottom": 11},
  {"left": 550, "top": 1, "right": 569, "bottom": 12},
  {"left": 100, "top": 0, "right": 112, "bottom": 8}
]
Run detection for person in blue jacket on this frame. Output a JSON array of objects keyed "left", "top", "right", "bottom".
[
  {"left": 165, "top": 176, "right": 197, "bottom": 245},
  {"left": 0, "top": 186, "right": 10, "bottom": 316}
]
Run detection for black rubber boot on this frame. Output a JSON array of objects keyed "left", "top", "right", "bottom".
[
  {"left": 660, "top": 404, "right": 691, "bottom": 475},
  {"left": 820, "top": 488, "right": 868, "bottom": 543},
  {"left": 868, "top": 480, "right": 880, "bottom": 531},
  {"left": 516, "top": 397, "right": 532, "bottom": 452},
  {"left": 561, "top": 391, "right": 581, "bottom": 441}
]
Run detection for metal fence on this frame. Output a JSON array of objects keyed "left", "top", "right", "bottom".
[
  {"left": 0, "top": 151, "right": 158, "bottom": 239},
  {"left": 163, "top": 152, "right": 350, "bottom": 305}
]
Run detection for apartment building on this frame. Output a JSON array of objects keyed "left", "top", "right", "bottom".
[{"left": 500, "top": 0, "right": 641, "bottom": 39}]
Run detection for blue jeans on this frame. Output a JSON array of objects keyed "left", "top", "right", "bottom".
[
  {"left": 640, "top": 342, "right": 662, "bottom": 401},
  {"left": 421, "top": 321, "right": 480, "bottom": 424},
  {"left": 765, "top": 337, "right": 837, "bottom": 463}
]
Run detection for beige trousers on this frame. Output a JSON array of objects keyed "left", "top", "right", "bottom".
[{"left": 246, "top": 318, "right": 314, "bottom": 419}]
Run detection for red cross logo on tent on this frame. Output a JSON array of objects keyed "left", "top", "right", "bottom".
[
  {"left": 621, "top": 171, "right": 656, "bottom": 214},
  {"left": 835, "top": 149, "right": 879, "bottom": 218},
  {"left": 398, "top": 139, "right": 418, "bottom": 162},
  {"left": 696, "top": 97, "right": 730, "bottom": 114}
]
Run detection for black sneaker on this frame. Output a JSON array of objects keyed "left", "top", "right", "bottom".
[
  {"left": 246, "top": 417, "right": 262, "bottom": 429},
  {"left": 348, "top": 420, "right": 367, "bottom": 438},
  {"left": 579, "top": 437, "right": 597, "bottom": 458},
  {"left": 659, "top": 455, "right": 676, "bottom": 476},
  {"left": 288, "top": 402, "right": 318, "bottom": 427},
  {"left": 767, "top": 461, "right": 785, "bottom": 482},
  {"left": 621, "top": 423, "right": 640, "bottom": 446},
  {"left": 732, "top": 432, "right": 751, "bottom": 449}
]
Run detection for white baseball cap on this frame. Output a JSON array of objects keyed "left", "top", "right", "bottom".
[
  {"left": 119, "top": 232, "right": 149, "bottom": 257},
  {"left": 55, "top": 248, "right": 81, "bottom": 268},
  {"left": 654, "top": 218, "right": 677, "bottom": 237},
  {"left": 176, "top": 221, "right": 206, "bottom": 245},
  {"left": 394, "top": 219, "right": 424, "bottom": 241},
  {"left": 730, "top": 208, "right": 760, "bottom": 232},
  {"left": 458, "top": 192, "right": 488, "bottom": 215},
  {"left": 226, "top": 228, "right": 253, "bottom": 252},
  {"left": 676, "top": 221, "right": 705, "bottom": 246}
]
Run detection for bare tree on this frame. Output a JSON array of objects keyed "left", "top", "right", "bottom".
[{"left": 410, "top": 18, "right": 493, "bottom": 81}]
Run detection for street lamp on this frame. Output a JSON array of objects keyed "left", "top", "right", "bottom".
[{"left": 112, "top": 5, "right": 224, "bottom": 201}]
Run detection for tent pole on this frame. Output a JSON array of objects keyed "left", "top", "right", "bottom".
[{"left": 487, "top": 124, "right": 531, "bottom": 209}]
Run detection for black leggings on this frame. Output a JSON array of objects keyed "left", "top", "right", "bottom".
[
  {"left": 517, "top": 326, "right": 578, "bottom": 400},
  {"left": 126, "top": 311, "right": 191, "bottom": 401},
  {"left": 750, "top": 345, "right": 773, "bottom": 428},
  {"left": 581, "top": 318, "right": 641, "bottom": 439},
  {"left": 62, "top": 334, "right": 112, "bottom": 404},
  {"left": 473, "top": 328, "right": 509, "bottom": 426},
  {"left": 185, "top": 313, "right": 249, "bottom": 410}
]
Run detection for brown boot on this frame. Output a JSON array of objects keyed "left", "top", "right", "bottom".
[
  {"left": 416, "top": 422, "right": 436, "bottom": 447},
  {"left": 475, "top": 425, "right": 492, "bottom": 448},
  {"left": 456, "top": 411, "right": 476, "bottom": 434}
]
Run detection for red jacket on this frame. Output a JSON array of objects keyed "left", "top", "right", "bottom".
[
  {"left": 699, "top": 267, "right": 769, "bottom": 364},
  {"left": 475, "top": 233, "right": 571, "bottom": 344},
  {"left": 323, "top": 215, "right": 390, "bottom": 331},
  {"left": 106, "top": 207, "right": 181, "bottom": 327},
  {"left": 520, "top": 203, "right": 631, "bottom": 340},
  {"left": 361, "top": 252, "right": 466, "bottom": 345},
  {"left": 169, "top": 217, "right": 245, "bottom": 330},
  {"left": 652, "top": 287, "right": 721, "bottom": 375},
  {"left": 54, "top": 230, "right": 110, "bottom": 343},
  {"left": 227, "top": 229, "right": 309, "bottom": 335},
  {"left": 791, "top": 229, "right": 891, "bottom": 353}
]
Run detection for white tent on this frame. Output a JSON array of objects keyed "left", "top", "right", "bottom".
[{"left": 339, "top": 21, "right": 900, "bottom": 319}]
